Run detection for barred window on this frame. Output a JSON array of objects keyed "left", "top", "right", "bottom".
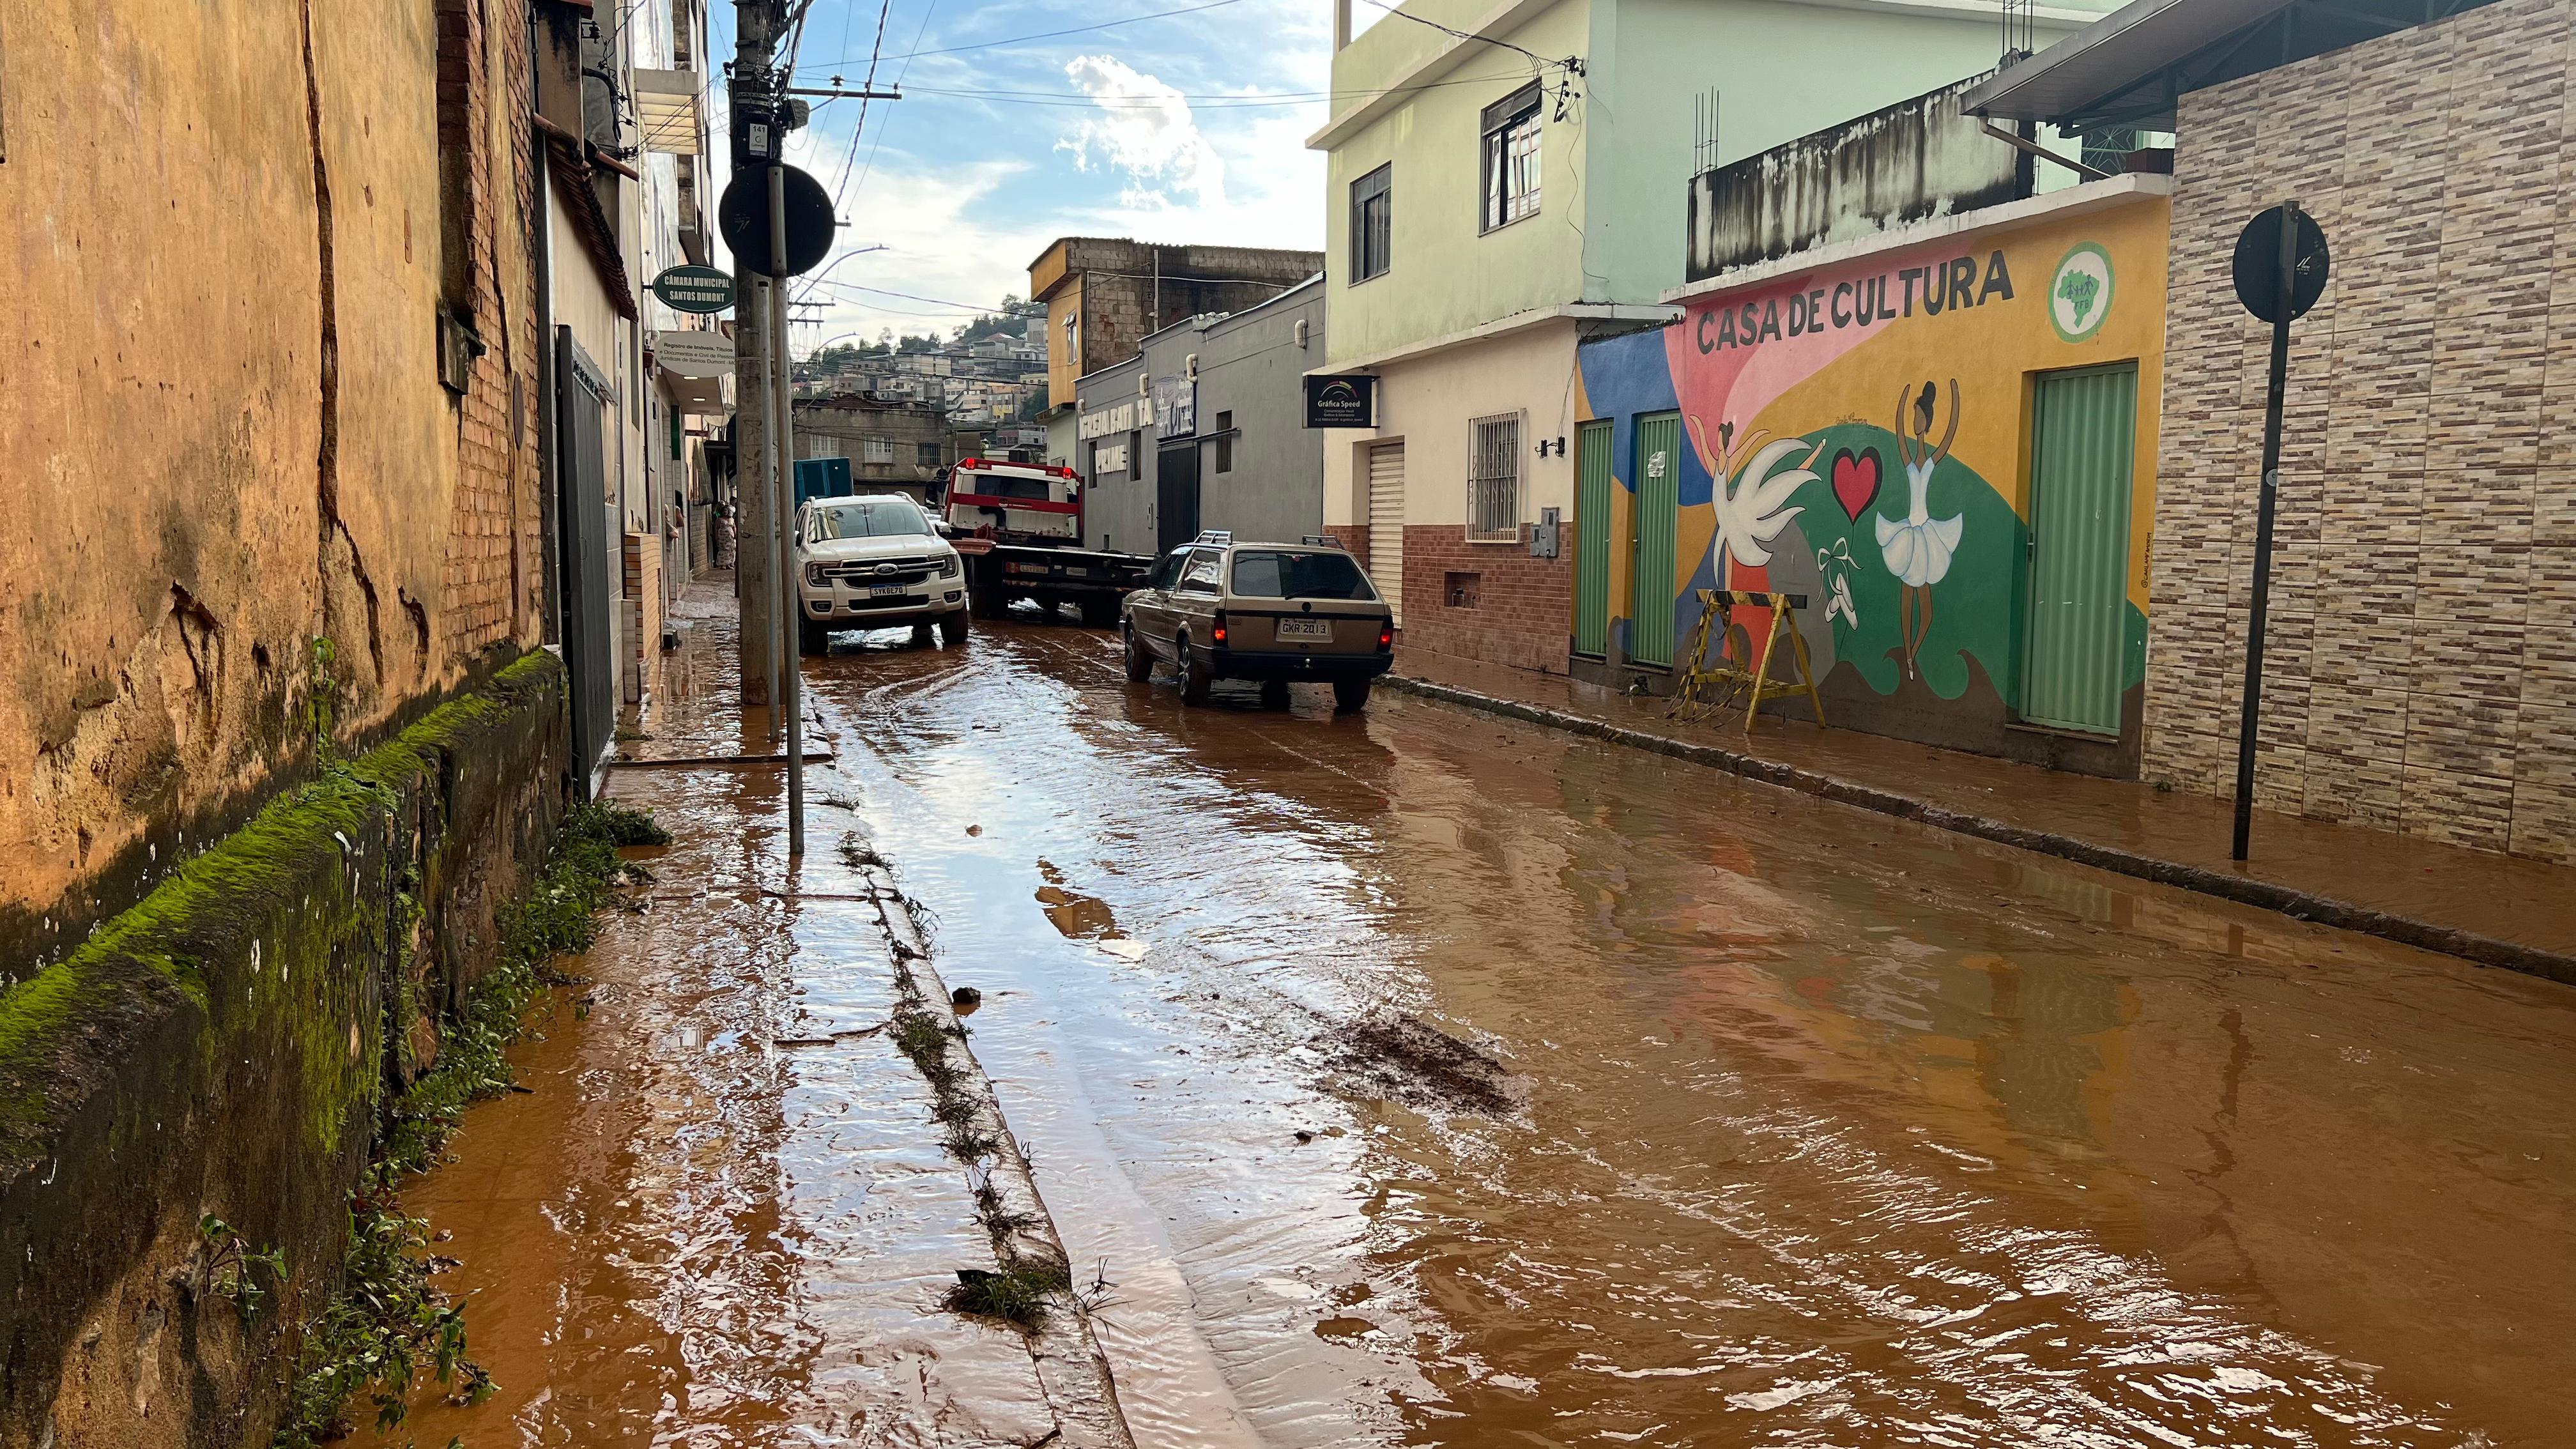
[{"left": 1468, "top": 413, "right": 1521, "bottom": 542}]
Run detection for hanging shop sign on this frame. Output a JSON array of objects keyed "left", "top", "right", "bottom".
[
  {"left": 650, "top": 328, "right": 735, "bottom": 377},
  {"left": 651, "top": 264, "right": 735, "bottom": 314},
  {"left": 1303, "top": 373, "right": 1376, "bottom": 427}
]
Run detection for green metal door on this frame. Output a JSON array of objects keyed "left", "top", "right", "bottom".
[
  {"left": 2022, "top": 365, "right": 2138, "bottom": 734},
  {"left": 1574, "top": 420, "right": 1613, "bottom": 657},
  {"left": 1629, "top": 412, "right": 1681, "bottom": 669}
]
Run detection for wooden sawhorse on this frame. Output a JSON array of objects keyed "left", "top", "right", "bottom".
[{"left": 1668, "top": 589, "right": 1827, "bottom": 734}]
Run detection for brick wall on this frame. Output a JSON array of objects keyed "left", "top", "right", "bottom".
[
  {"left": 437, "top": 0, "right": 544, "bottom": 667},
  {"left": 621, "top": 531, "right": 662, "bottom": 709},
  {"left": 2142, "top": 0, "right": 2576, "bottom": 858},
  {"left": 1326, "top": 523, "right": 1370, "bottom": 573},
  {"left": 1396, "top": 523, "right": 1575, "bottom": 674}
]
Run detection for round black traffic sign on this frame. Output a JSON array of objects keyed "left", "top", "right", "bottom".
[
  {"left": 650, "top": 263, "right": 735, "bottom": 314},
  {"left": 718, "top": 164, "right": 835, "bottom": 279},
  {"left": 2232, "top": 205, "right": 2331, "bottom": 323}
]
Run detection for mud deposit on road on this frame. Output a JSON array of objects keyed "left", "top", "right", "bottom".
[
  {"left": 802, "top": 620, "right": 2576, "bottom": 1449},
  {"left": 1327, "top": 1014, "right": 1515, "bottom": 1115},
  {"left": 387, "top": 599, "right": 2576, "bottom": 1449}
]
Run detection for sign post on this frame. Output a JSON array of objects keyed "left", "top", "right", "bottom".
[
  {"left": 719, "top": 147, "right": 834, "bottom": 859},
  {"left": 2228, "top": 202, "right": 2330, "bottom": 862}
]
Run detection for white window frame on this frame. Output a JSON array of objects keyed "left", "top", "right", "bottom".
[
  {"left": 1480, "top": 84, "right": 1542, "bottom": 233},
  {"left": 1466, "top": 411, "right": 1522, "bottom": 542},
  {"left": 861, "top": 436, "right": 894, "bottom": 464}
]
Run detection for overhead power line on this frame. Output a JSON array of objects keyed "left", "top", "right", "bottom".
[
  {"left": 896, "top": 68, "right": 1567, "bottom": 109},
  {"left": 806, "top": 0, "right": 1245, "bottom": 67}
]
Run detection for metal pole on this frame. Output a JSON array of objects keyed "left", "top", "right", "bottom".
[
  {"left": 770, "top": 160, "right": 806, "bottom": 859},
  {"left": 759, "top": 277, "right": 785, "bottom": 743},
  {"left": 2232, "top": 200, "right": 2298, "bottom": 863}
]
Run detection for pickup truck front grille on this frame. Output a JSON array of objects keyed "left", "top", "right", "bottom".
[{"left": 822, "top": 556, "right": 942, "bottom": 586}]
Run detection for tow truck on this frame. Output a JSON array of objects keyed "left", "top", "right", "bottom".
[{"left": 940, "top": 456, "right": 1153, "bottom": 626}]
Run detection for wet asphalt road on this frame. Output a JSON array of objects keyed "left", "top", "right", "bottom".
[{"left": 782, "top": 615, "right": 2576, "bottom": 1448}]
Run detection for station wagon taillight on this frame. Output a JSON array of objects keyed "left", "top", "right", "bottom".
[
  {"left": 1377, "top": 622, "right": 1393, "bottom": 650},
  {"left": 1211, "top": 611, "right": 1229, "bottom": 647}
]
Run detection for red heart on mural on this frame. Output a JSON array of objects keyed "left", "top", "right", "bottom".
[{"left": 1830, "top": 448, "right": 1881, "bottom": 521}]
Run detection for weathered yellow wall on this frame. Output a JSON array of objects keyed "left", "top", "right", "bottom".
[{"left": 0, "top": 0, "right": 543, "bottom": 979}]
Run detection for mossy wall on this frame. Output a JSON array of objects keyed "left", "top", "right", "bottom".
[{"left": 0, "top": 652, "right": 568, "bottom": 1448}]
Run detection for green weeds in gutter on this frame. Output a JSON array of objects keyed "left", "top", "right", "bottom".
[{"left": 271, "top": 799, "right": 666, "bottom": 1447}]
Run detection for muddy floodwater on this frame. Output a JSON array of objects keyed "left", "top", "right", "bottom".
[{"left": 408, "top": 611, "right": 2576, "bottom": 1448}]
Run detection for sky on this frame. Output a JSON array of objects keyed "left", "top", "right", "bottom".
[{"left": 705, "top": 0, "right": 1392, "bottom": 355}]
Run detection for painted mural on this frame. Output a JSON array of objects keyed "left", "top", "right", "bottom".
[{"left": 1574, "top": 190, "right": 2169, "bottom": 764}]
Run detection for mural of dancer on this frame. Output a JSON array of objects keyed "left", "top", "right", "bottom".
[
  {"left": 1878, "top": 379, "right": 1963, "bottom": 678},
  {"left": 1687, "top": 415, "right": 1824, "bottom": 573}
]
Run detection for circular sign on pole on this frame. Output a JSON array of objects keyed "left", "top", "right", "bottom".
[
  {"left": 2232, "top": 206, "right": 2331, "bottom": 323},
  {"left": 651, "top": 263, "right": 735, "bottom": 314},
  {"left": 719, "top": 165, "right": 835, "bottom": 279}
]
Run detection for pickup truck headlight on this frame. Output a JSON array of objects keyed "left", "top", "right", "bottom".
[
  {"left": 939, "top": 553, "right": 961, "bottom": 578},
  {"left": 804, "top": 563, "right": 828, "bottom": 586}
]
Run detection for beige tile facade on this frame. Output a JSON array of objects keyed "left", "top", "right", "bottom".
[{"left": 2143, "top": 0, "right": 2576, "bottom": 859}]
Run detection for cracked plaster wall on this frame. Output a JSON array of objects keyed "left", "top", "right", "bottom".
[{"left": 0, "top": 0, "right": 546, "bottom": 981}]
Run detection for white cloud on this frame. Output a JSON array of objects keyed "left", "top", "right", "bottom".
[{"left": 1055, "top": 54, "right": 1227, "bottom": 209}]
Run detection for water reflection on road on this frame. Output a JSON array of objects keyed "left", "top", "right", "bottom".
[{"left": 806, "top": 616, "right": 2576, "bottom": 1448}]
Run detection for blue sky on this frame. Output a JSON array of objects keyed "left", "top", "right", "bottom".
[{"left": 708, "top": 0, "right": 1383, "bottom": 353}]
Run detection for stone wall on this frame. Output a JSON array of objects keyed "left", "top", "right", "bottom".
[
  {"left": 0, "top": 0, "right": 548, "bottom": 982},
  {"left": 2141, "top": 0, "right": 2576, "bottom": 858},
  {"left": 0, "top": 652, "right": 567, "bottom": 1448}
]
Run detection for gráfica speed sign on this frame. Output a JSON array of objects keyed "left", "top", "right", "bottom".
[{"left": 650, "top": 264, "right": 735, "bottom": 314}]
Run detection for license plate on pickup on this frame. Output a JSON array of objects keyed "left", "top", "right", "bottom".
[
  {"left": 869, "top": 584, "right": 906, "bottom": 598},
  {"left": 1275, "top": 618, "right": 1333, "bottom": 642}
]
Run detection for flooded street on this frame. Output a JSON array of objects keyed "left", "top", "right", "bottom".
[
  {"left": 801, "top": 618, "right": 2576, "bottom": 1448},
  {"left": 397, "top": 607, "right": 2576, "bottom": 1449}
]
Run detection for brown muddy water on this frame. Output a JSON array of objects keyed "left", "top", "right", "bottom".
[{"left": 401, "top": 608, "right": 2576, "bottom": 1448}]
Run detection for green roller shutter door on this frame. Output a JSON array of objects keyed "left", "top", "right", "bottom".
[
  {"left": 2022, "top": 365, "right": 2137, "bottom": 735},
  {"left": 1574, "top": 420, "right": 1612, "bottom": 658},
  {"left": 1629, "top": 412, "right": 1680, "bottom": 670}
]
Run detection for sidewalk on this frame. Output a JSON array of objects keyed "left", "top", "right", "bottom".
[
  {"left": 1386, "top": 651, "right": 2576, "bottom": 984},
  {"left": 392, "top": 574, "right": 1131, "bottom": 1447}
]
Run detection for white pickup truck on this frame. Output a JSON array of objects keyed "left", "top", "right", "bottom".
[{"left": 794, "top": 494, "right": 969, "bottom": 654}]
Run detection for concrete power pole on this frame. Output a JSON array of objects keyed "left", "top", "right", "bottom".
[{"left": 731, "top": 0, "right": 783, "bottom": 723}]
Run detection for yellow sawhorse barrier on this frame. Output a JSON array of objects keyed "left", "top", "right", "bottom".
[{"left": 1668, "top": 588, "right": 1828, "bottom": 734}]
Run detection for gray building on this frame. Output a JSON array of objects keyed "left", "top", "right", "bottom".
[
  {"left": 792, "top": 394, "right": 955, "bottom": 505},
  {"left": 1073, "top": 277, "right": 1324, "bottom": 556}
]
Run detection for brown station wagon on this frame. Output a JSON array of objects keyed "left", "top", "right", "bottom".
[{"left": 1120, "top": 533, "right": 1394, "bottom": 712}]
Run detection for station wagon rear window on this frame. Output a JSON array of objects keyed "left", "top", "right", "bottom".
[{"left": 1230, "top": 550, "right": 1375, "bottom": 601}]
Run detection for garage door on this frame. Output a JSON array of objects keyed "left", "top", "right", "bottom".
[{"left": 1367, "top": 440, "right": 1405, "bottom": 624}]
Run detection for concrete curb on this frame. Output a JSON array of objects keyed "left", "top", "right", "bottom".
[
  {"left": 855, "top": 862, "right": 1137, "bottom": 1449},
  {"left": 1382, "top": 673, "right": 2576, "bottom": 986}
]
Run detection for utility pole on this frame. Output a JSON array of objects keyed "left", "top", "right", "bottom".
[
  {"left": 769, "top": 160, "right": 806, "bottom": 858},
  {"left": 730, "top": 0, "right": 785, "bottom": 730}
]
